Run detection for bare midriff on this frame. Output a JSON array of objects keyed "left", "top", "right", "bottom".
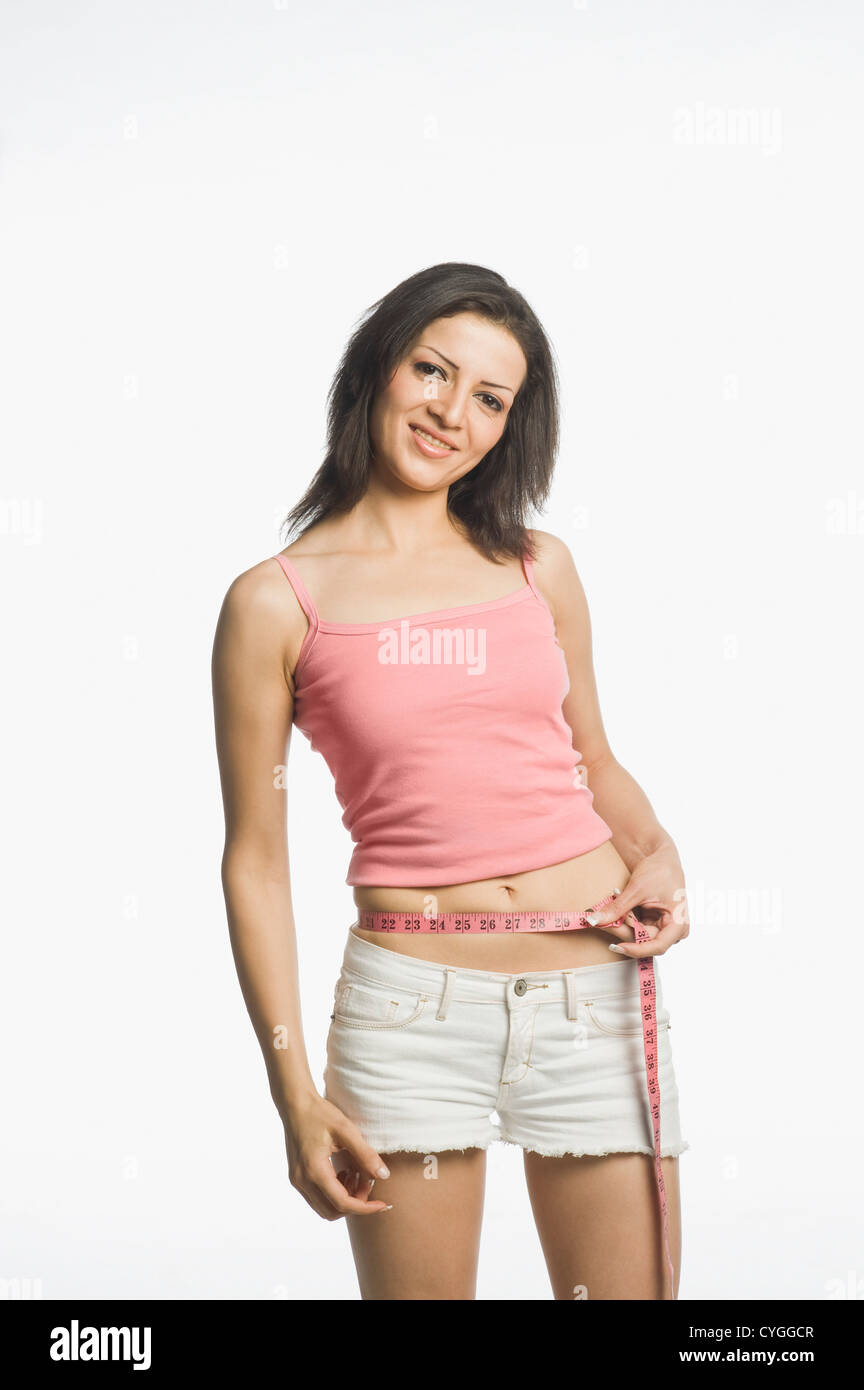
[{"left": 351, "top": 838, "right": 634, "bottom": 973}]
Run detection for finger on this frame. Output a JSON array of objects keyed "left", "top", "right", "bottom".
[
  {"left": 339, "top": 1139, "right": 392, "bottom": 1185},
  {"left": 609, "top": 922, "right": 686, "bottom": 958},
  {"left": 350, "top": 1170, "right": 375, "bottom": 1200},
  {"left": 595, "top": 912, "right": 660, "bottom": 942},
  {"left": 330, "top": 1143, "right": 391, "bottom": 1204},
  {"left": 583, "top": 887, "right": 642, "bottom": 927},
  {"left": 314, "top": 1163, "right": 392, "bottom": 1216},
  {"left": 296, "top": 1183, "right": 348, "bottom": 1222},
  {"left": 331, "top": 1151, "right": 379, "bottom": 1200}
]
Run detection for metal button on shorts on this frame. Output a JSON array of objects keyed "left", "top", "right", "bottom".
[{"left": 513, "top": 978, "right": 528, "bottom": 996}]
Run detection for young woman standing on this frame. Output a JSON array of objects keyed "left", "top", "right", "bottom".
[{"left": 211, "top": 262, "right": 690, "bottom": 1301}]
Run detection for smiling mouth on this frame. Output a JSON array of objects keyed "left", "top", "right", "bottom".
[{"left": 409, "top": 424, "right": 457, "bottom": 451}]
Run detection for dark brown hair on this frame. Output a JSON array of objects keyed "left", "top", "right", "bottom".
[{"left": 280, "top": 262, "right": 560, "bottom": 562}]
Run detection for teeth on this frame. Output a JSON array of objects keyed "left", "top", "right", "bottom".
[{"left": 413, "top": 426, "right": 452, "bottom": 449}]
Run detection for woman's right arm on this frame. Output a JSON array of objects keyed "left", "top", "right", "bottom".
[{"left": 210, "top": 559, "right": 392, "bottom": 1220}]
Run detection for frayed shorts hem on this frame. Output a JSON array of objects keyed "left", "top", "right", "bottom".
[
  {"left": 349, "top": 1129, "right": 691, "bottom": 1160},
  {"left": 357, "top": 1131, "right": 501, "bottom": 1155},
  {"left": 498, "top": 1134, "right": 691, "bottom": 1159}
]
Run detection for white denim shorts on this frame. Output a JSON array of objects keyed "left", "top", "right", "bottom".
[{"left": 322, "top": 926, "right": 690, "bottom": 1159}]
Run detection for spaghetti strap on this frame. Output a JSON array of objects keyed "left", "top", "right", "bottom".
[
  {"left": 273, "top": 553, "right": 320, "bottom": 628},
  {"left": 521, "top": 549, "right": 541, "bottom": 599},
  {"left": 521, "top": 547, "right": 553, "bottom": 618}
]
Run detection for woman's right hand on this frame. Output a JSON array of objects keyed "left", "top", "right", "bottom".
[{"left": 282, "top": 1092, "right": 393, "bottom": 1220}]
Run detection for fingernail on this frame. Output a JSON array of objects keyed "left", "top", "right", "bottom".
[
  {"left": 584, "top": 912, "right": 601, "bottom": 926},
  {"left": 609, "top": 944, "right": 626, "bottom": 953},
  {"left": 382, "top": 1204, "right": 394, "bottom": 1211},
  {"left": 377, "top": 1164, "right": 390, "bottom": 1179}
]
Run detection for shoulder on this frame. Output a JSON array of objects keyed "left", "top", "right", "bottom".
[
  {"left": 527, "top": 528, "right": 574, "bottom": 566},
  {"left": 220, "top": 554, "right": 295, "bottom": 622},
  {"left": 215, "top": 554, "right": 308, "bottom": 664},
  {"left": 525, "top": 528, "right": 590, "bottom": 627},
  {"left": 526, "top": 528, "right": 580, "bottom": 588}
]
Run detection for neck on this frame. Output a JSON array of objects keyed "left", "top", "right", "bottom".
[{"left": 338, "top": 474, "right": 468, "bottom": 556}]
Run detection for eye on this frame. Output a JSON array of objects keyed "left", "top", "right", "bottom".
[{"left": 413, "top": 361, "right": 503, "bottom": 413}]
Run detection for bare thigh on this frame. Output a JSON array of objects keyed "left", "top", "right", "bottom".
[
  {"left": 524, "top": 1151, "right": 682, "bottom": 1300},
  {"left": 340, "top": 1148, "right": 487, "bottom": 1300}
]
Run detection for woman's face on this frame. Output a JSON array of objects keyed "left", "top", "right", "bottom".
[{"left": 368, "top": 312, "right": 528, "bottom": 494}]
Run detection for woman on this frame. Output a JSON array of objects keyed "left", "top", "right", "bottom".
[{"left": 211, "top": 262, "right": 690, "bottom": 1301}]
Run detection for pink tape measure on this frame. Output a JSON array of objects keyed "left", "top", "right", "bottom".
[{"left": 356, "top": 891, "right": 676, "bottom": 1298}]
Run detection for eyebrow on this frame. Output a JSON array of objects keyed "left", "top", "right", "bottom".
[{"left": 414, "top": 343, "right": 517, "bottom": 395}]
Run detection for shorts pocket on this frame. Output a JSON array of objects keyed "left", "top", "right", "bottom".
[
  {"left": 331, "top": 975, "right": 429, "bottom": 1031},
  {"left": 582, "top": 989, "right": 671, "bottom": 1038}
]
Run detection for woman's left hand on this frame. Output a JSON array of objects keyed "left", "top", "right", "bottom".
[{"left": 586, "top": 842, "right": 690, "bottom": 958}]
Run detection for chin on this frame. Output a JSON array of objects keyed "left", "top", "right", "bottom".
[
  {"left": 394, "top": 470, "right": 449, "bottom": 494},
  {"left": 380, "top": 454, "right": 453, "bottom": 494}
]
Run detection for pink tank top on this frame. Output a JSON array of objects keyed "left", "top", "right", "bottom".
[{"left": 273, "top": 551, "right": 613, "bottom": 887}]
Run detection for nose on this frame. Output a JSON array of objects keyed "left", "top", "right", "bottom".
[{"left": 427, "top": 384, "right": 470, "bottom": 431}]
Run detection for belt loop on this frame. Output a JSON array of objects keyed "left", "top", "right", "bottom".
[
  {"left": 436, "top": 967, "right": 457, "bottom": 1022},
  {"left": 564, "top": 970, "right": 579, "bottom": 1021}
]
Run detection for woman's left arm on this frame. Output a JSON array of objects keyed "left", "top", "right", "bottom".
[{"left": 530, "top": 529, "right": 690, "bottom": 959}]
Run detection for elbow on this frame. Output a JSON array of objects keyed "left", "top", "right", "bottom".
[
  {"left": 581, "top": 746, "right": 617, "bottom": 779},
  {"left": 221, "top": 840, "right": 291, "bottom": 888}
]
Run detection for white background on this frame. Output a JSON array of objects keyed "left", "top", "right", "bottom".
[{"left": 2, "top": 0, "right": 862, "bottom": 1301}]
